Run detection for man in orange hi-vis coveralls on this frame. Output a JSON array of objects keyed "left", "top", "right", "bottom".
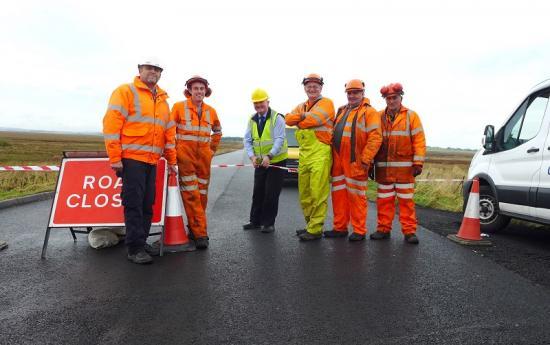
[
  {"left": 171, "top": 76, "right": 222, "bottom": 249},
  {"left": 371, "top": 83, "right": 426, "bottom": 244},
  {"left": 286, "top": 73, "right": 335, "bottom": 241},
  {"left": 103, "top": 58, "right": 177, "bottom": 264},
  {"left": 324, "top": 79, "right": 382, "bottom": 241}
]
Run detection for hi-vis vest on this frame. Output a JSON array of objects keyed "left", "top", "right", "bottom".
[{"left": 250, "top": 109, "right": 288, "bottom": 163}]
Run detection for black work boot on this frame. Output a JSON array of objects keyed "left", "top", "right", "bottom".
[
  {"left": 295, "top": 228, "right": 307, "bottom": 236},
  {"left": 261, "top": 225, "right": 275, "bottom": 233},
  {"left": 348, "top": 232, "right": 366, "bottom": 241},
  {"left": 323, "top": 230, "right": 348, "bottom": 238},
  {"left": 404, "top": 234, "right": 419, "bottom": 244},
  {"left": 195, "top": 237, "right": 209, "bottom": 249},
  {"left": 369, "top": 231, "right": 391, "bottom": 240},
  {"left": 243, "top": 222, "right": 261, "bottom": 230},
  {"left": 127, "top": 249, "right": 153, "bottom": 264},
  {"left": 144, "top": 243, "right": 160, "bottom": 256},
  {"left": 299, "top": 232, "right": 322, "bottom": 241}
]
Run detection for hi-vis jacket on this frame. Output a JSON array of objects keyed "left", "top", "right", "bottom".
[
  {"left": 333, "top": 97, "right": 382, "bottom": 166},
  {"left": 374, "top": 106, "right": 426, "bottom": 183},
  {"left": 171, "top": 99, "right": 222, "bottom": 152},
  {"left": 103, "top": 77, "right": 177, "bottom": 165},
  {"left": 285, "top": 97, "right": 334, "bottom": 145}
]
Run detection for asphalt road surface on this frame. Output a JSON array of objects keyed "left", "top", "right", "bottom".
[{"left": 1, "top": 150, "right": 549, "bottom": 345}]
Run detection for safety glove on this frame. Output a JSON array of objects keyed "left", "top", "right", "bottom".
[{"left": 412, "top": 165, "right": 423, "bottom": 177}]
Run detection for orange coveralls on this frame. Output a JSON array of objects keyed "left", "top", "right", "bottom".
[
  {"left": 374, "top": 106, "right": 426, "bottom": 235},
  {"left": 171, "top": 99, "right": 222, "bottom": 238},
  {"left": 331, "top": 98, "right": 382, "bottom": 235}
]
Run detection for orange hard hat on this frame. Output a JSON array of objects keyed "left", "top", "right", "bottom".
[
  {"left": 184, "top": 75, "right": 212, "bottom": 97},
  {"left": 302, "top": 73, "right": 324, "bottom": 85},
  {"left": 345, "top": 79, "right": 365, "bottom": 92},
  {"left": 380, "top": 83, "right": 404, "bottom": 98}
]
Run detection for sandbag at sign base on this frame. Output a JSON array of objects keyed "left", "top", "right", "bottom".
[{"left": 88, "top": 227, "right": 125, "bottom": 249}]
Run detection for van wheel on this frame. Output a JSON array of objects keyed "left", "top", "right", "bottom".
[{"left": 478, "top": 185, "right": 510, "bottom": 233}]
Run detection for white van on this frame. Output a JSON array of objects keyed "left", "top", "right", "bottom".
[{"left": 465, "top": 79, "right": 550, "bottom": 232}]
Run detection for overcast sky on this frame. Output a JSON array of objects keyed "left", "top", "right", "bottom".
[{"left": 1, "top": 0, "right": 549, "bottom": 149}]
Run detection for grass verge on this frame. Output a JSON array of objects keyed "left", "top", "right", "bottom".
[{"left": 0, "top": 131, "right": 243, "bottom": 201}]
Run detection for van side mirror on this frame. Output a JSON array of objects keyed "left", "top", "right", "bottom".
[{"left": 482, "top": 125, "right": 495, "bottom": 151}]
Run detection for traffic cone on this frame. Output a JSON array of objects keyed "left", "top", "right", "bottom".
[
  {"left": 447, "top": 178, "right": 491, "bottom": 246},
  {"left": 157, "top": 170, "right": 196, "bottom": 254}
]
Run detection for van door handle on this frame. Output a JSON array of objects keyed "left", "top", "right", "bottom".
[{"left": 527, "top": 147, "right": 539, "bottom": 153}]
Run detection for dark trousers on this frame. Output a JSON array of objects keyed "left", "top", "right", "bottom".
[
  {"left": 121, "top": 158, "right": 156, "bottom": 254},
  {"left": 249, "top": 160, "right": 286, "bottom": 226}
]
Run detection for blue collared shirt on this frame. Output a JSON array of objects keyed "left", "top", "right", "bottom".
[{"left": 243, "top": 109, "right": 286, "bottom": 158}]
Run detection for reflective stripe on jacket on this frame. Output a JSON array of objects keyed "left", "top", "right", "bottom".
[
  {"left": 285, "top": 97, "right": 335, "bottom": 145},
  {"left": 374, "top": 106, "right": 426, "bottom": 183},
  {"left": 333, "top": 97, "right": 382, "bottom": 164},
  {"left": 250, "top": 109, "right": 288, "bottom": 163},
  {"left": 171, "top": 99, "right": 222, "bottom": 152},
  {"left": 103, "top": 76, "right": 176, "bottom": 165}
]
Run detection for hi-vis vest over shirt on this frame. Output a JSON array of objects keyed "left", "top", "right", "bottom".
[{"left": 250, "top": 109, "right": 288, "bottom": 163}]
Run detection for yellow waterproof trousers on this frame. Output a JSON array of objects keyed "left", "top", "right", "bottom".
[{"left": 296, "top": 129, "right": 332, "bottom": 235}]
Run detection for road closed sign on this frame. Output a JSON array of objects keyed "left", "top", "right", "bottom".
[{"left": 48, "top": 158, "right": 167, "bottom": 227}]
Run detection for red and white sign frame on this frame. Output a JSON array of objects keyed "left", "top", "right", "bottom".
[
  {"left": 47, "top": 158, "right": 167, "bottom": 227},
  {"left": 42, "top": 157, "right": 168, "bottom": 258}
]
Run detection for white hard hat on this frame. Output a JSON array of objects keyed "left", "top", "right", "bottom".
[{"left": 138, "top": 57, "right": 163, "bottom": 71}]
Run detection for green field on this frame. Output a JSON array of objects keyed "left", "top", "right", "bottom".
[
  {"left": 0, "top": 131, "right": 243, "bottom": 201},
  {"left": 0, "top": 131, "right": 474, "bottom": 211}
]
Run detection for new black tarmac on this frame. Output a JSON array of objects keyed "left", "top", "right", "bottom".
[{"left": 1, "top": 151, "right": 549, "bottom": 344}]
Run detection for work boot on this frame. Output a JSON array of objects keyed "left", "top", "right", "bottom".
[
  {"left": 261, "top": 225, "right": 275, "bottom": 233},
  {"left": 299, "top": 232, "right": 322, "bottom": 241},
  {"left": 243, "top": 222, "right": 261, "bottom": 230},
  {"left": 370, "top": 231, "right": 391, "bottom": 240},
  {"left": 323, "top": 230, "right": 348, "bottom": 238},
  {"left": 404, "top": 234, "right": 419, "bottom": 244},
  {"left": 295, "top": 228, "right": 307, "bottom": 236},
  {"left": 127, "top": 249, "right": 153, "bottom": 264},
  {"left": 348, "top": 232, "right": 366, "bottom": 241},
  {"left": 195, "top": 237, "right": 209, "bottom": 249},
  {"left": 144, "top": 243, "right": 160, "bottom": 256}
]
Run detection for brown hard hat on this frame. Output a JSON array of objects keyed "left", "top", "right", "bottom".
[
  {"left": 302, "top": 73, "right": 324, "bottom": 85},
  {"left": 184, "top": 75, "right": 212, "bottom": 97},
  {"left": 345, "top": 79, "right": 365, "bottom": 92}
]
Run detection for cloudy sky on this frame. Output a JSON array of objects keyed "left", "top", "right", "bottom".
[{"left": 1, "top": 0, "right": 549, "bottom": 149}]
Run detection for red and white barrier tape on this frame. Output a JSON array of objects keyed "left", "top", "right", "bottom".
[
  {"left": 211, "top": 163, "right": 298, "bottom": 173},
  {"left": 0, "top": 164, "right": 299, "bottom": 173},
  {"left": 416, "top": 178, "right": 464, "bottom": 182},
  {"left": 0, "top": 165, "right": 463, "bottom": 181},
  {"left": 0, "top": 165, "right": 59, "bottom": 171}
]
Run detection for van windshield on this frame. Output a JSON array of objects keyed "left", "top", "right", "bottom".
[{"left": 285, "top": 128, "right": 298, "bottom": 147}]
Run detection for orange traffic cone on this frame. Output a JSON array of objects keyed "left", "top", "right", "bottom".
[
  {"left": 158, "top": 170, "right": 196, "bottom": 254},
  {"left": 448, "top": 178, "right": 491, "bottom": 246}
]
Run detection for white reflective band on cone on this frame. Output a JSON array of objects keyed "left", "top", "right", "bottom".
[
  {"left": 464, "top": 192, "right": 480, "bottom": 219},
  {"left": 166, "top": 185, "right": 184, "bottom": 217}
]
